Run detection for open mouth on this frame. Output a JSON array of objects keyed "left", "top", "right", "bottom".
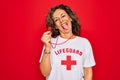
[{"left": 61, "top": 23, "right": 69, "bottom": 30}]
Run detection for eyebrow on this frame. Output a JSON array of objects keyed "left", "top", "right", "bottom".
[{"left": 53, "top": 13, "right": 66, "bottom": 20}]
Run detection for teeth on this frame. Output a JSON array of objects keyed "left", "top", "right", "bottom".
[{"left": 62, "top": 23, "right": 68, "bottom": 30}]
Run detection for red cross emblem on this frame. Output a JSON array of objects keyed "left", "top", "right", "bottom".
[{"left": 61, "top": 55, "right": 76, "bottom": 70}]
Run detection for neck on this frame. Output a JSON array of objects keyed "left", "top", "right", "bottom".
[{"left": 60, "top": 33, "right": 74, "bottom": 39}]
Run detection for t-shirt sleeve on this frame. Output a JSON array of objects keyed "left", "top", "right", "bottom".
[
  {"left": 83, "top": 38, "right": 96, "bottom": 67},
  {"left": 39, "top": 46, "right": 45, "bottom": 63}
]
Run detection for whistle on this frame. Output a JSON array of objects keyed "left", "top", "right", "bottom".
[{"left": 47, "top": 27, "right": 52, "bottom": 31}]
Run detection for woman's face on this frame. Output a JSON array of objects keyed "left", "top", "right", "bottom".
[{"left": 52, "top": 9, "right": 72, "bottom": 34}]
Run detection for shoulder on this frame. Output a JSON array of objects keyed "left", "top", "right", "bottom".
[
  {"left": 77, "top": 36, "right": 90, "bottom": 43},
  {"left": 76, "top": 36, "right": 92, "bottom": 48}
]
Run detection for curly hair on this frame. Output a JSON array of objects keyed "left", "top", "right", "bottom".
[{"left": 46, "top": 4, "right": 81, "bottom": 38}]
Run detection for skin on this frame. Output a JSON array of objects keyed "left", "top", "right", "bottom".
[
  {"left": 40, "top": 9, "right": 93, "bottom": 80},
  {"left": 52, "top": 9, "right": 73, "bottom": 39}
]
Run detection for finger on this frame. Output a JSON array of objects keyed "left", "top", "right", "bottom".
[
  {"left": 44, "top": 31, "right": 51, "bottom": 35},
  {"left": 42, "top": 38, "right": 51, "bottom": 44},
  {"left": 41, "top": 35, "right": 51, "bottom": 43}
]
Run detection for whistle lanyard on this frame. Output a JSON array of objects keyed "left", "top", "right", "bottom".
[{"left": 50, "top": 35, "right": 74, "bottom": 49}]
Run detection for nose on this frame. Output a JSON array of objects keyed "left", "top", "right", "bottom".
[{"left": 59, "top": 18, "right": 63, "bottom": 23}]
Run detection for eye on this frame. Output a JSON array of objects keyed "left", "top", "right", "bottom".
[
  {"left": 54, "top": 18, "right": 59, "bottom": 22},
  {"left": 61, "top": 14, "right": 66, "bottom": 18}
]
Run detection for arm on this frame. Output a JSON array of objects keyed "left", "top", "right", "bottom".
[
  {"left": 84, "top": 67, "right": 93, "bottom": 80},
  {"left": 40, "top": 31, "right": 51, "bottom": 77},
  {"left": 40, "top": 50, "right": 51, "bottom": 77}
]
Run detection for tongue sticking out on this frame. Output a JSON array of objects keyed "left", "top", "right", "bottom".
[{"left": 62, "top": 24, "right": 68, "bottom": 30}]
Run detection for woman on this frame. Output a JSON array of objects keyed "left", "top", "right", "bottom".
[{"left": 39, "top": 4, "right": 96, "bottom": 80}]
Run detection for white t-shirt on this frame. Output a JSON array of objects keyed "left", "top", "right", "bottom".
[{"left": 40, "top": 36, "right": 96, "bottom": 80}]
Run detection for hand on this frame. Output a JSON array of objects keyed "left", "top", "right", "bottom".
[{"left": 41, "top": 31, "right": 52, "bottom": 49}]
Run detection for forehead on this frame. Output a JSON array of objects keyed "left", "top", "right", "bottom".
[{"left": 53, "top": 9, "right": 68, "bottom": 18}]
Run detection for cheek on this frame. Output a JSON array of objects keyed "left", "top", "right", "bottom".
[
  {"left": 70, "top": 18, "right": 72, "bottom": 21},
  {"left": 55, "top": 22, "right": 59, "bottom": 26},
  {"left": 55, "top": 22, "right": 60, "bottom": 29},
  {"left": 68, "top": 17, "right": 72, "bottom": 21},
  {"left": 55, "top": 22, "right": 58, "bottom": 27}
]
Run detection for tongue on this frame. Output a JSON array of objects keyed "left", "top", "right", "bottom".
[{"left": 62, "top": 24, "right": 68, "bottom": 30}]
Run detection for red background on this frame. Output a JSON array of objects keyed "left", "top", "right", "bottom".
[{"left": 0, "top": 0, "right": 120, "bottom": 80}]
